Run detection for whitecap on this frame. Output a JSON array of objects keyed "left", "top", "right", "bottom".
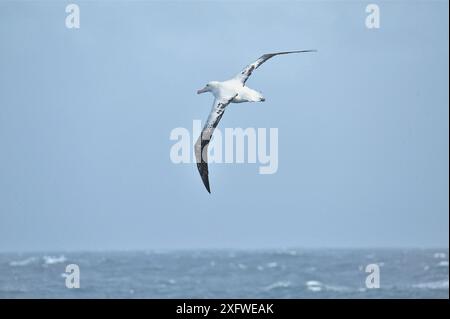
[
  {"left": 264, "top": 281, "right": 292, "bottom": 291},
  {"left": 43, "top": 255, "right": 67, "bottom": 265},
  {"left": 306, "top": 280, "right": 323, "bottom": 292},
  {"left": 9, "top": 257, "right": 37, "bottom": 267},
  {"left": 437, "top": 261, "right": 449, "bottom": 267},
  {"left": 413, "top": 280, "right": 449, "bottom": 290},
  {"left": 266, "top": 262, "right": 278, "bottom": 268},
  {"left": 305, "top": 280, "right": 348, "bottom": 292},
  {"left": 324, "top": 284, "right": 352, "bottom": 292},
  {"left": 433, "top": 252, "right": 447, "bottom": 259}
]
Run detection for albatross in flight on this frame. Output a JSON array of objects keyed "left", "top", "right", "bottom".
[{"left": 195, "top": 50, "right": 316, "bottom": 193}]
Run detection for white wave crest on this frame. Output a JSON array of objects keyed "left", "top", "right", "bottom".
[
  {"left": 433, "top": 252, "right": 447, "bottom": 259},
  {"left": 9, "top": 257, "right": 37, "bottom": 267},
  {"left": 413, "top": 279, "right": 449, "bottom": 290},
  {"left": 306, "top": 280, "right": 323, "bottom": 292},
  {"left": 305, "top": 280, "right": 351, "bottom": 293},
  {"left": 264, "top": 281, "right": 292, "bottom": 291},
  {"left": 43, "top": 255, "right": 67, "bottom": 265}
]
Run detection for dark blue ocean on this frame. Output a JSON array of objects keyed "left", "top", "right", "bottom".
[{"left": 0, "top": 249, "right": 448, "bottom": 298}]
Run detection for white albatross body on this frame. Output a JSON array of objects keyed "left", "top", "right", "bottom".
[
  {"left": 195, "top": 50, "right": 316, "bottom": 193},
  {"left": 199, "top": 79, "right": 266, "bottom": 103}
]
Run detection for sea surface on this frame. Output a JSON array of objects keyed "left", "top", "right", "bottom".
[{"left": 0, "top": 249, "right": 448, "bottom": 298}]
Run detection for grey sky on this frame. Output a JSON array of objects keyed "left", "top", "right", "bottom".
[{"left": 0, "top": 1, "right": 448, "bottom": 251}]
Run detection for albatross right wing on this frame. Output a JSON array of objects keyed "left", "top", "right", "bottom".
[
  {"left": 234, "top": 50, "right": 317, "bottom": 85},
  {"left": 195, "top": 95, "right": 236, "bottom": 193}
]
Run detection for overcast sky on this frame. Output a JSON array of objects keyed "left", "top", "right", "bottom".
[{"left": 0, "top": 1, "right": 448, "bottom": 252}]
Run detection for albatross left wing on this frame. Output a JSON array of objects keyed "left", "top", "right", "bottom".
[
  {"left": 234, "top": 50, "right": 317, "bottom": 85},
  {"left": 195, "top": 95, "right": 237, "bottom": 193}
]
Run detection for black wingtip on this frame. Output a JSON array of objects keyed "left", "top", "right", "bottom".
[
  {"left": 203, "top": 180, "right": 211, "bottom": 193},
  {"left": 295, "top": 49, "right": 317, "bottom": 53},
  {"left": 203, "top": 178, "right": 211, "bottom": 193},
  {"left": 197, "top": 162, "right": 212, "bottom": 193}
]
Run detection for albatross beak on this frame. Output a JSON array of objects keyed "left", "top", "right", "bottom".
[{"left": 197, "top": 87, "right": 208, "bottom": 94}]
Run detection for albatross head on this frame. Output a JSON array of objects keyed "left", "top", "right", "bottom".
[{"left": 197, "top": 81, "right": 219, "bottom": 95}]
